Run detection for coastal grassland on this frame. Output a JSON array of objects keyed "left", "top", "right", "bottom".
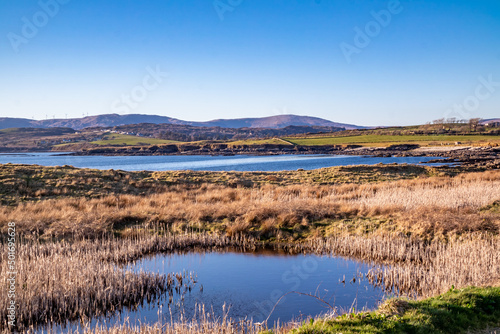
[
  {"left": 284, "top": 134, "right": 500, "bottom": 147},
  {"left": 1, "top": 167, "right": 498, "bottom": 239},
  {"left": 90, "top": 133, "right": 179, "bottom": 146},
  {"left": 0, "top": 163, "right": 445, "bottom": 205},
  {"left": 1, "top": 163, "right": 499, "bottom": 333}
]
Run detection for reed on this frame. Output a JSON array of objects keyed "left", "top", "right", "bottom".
[
  {"left": 366, "top": 235, "right": 500, "bottom": 297},
  {"left": 0, "top": 232, "right": 252, "bottom": 332},
  {"left": 1, "top": 231, "right": 498, "bottom": 331},
  {"left": 281, "top": 233, "right": 500, "bottom": 297},
  {"left": 33, "top": 309, "right": 291, "bottom": 334}
]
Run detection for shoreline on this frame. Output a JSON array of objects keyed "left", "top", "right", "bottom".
[{"left": 2, "top": 144, "right": 498, "bottom": 170}]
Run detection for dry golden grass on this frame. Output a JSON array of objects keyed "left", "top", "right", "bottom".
[
  {"left": 2, "top": 170, "right": 499, "bottom": 239},
  {"left": 0, "top": 163, "right": 438, "bottom": 205}
]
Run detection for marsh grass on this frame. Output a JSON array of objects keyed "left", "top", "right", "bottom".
[
  {"left": 30, "top": 286, "right": 500, "bottom": 334},
  {"left": 2, "top": 170, "right": 499, "bottom": 239},
  {"left": 0, "top": 163, "right": 436, "bottom": 205},
  {"left": 283, "top": 233, "right": 499, "bottom": 297},
  {"left": 0, "top": 232, "right": 250, "bottom": 332},
  {"left": 41, "top": 306, "right": 292, "bottom": 334},
  {"left": 1, "top": 230, "right": 498, "bottom": 331},
  {"left": 1, "top": 165, "right": 499, "bottom": 332}
]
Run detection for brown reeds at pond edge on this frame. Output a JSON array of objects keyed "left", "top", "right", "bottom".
[
  {"left": 2, "top": 231, "right": 498, "bottom": 331},
  {"left": 282, "top": 233, "right": 499, "bottom": 297},
  {"left": 348, "top": 234, "right": 499, "bottom": 297},
  {"left": 0, "top": 233, "right": 251, "bottom": 332}
]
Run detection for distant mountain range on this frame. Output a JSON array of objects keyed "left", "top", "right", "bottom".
[{"left": 0, "top": 114, "right": 365, "bottom": 130}]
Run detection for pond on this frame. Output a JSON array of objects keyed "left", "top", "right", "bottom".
[
  {"left": 0, "top": 152, "right": 448, "bottom": 172},
  {"left": 60, "top": 249, "right": 387, "bottom": 331}
]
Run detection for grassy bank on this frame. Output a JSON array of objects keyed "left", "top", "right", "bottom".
[{"left": 294, "top": 286, "right": 500, "bottom": 334}]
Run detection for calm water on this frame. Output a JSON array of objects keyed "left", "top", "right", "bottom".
[
  {"left": 0, "top": 152, "right": 447, "bottom": 171},
  {"left": 42, "top": 250, "right": 386, "bottom": 333},
  {"left": 97, "top": 250, "right": 386, "bottom": 327}
]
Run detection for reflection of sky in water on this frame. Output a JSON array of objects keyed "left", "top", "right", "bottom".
[
  {"left": 98, "top": 251, "right": 385, "bottom": 329},
  {"left": 0, "top": 153, "right": 450, "bottom": 172},
  {"left": 44, "top": 251, "right": 388, "bottom": 333}
]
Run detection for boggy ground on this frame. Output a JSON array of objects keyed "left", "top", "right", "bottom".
[
  {"left": 1, "top": 164, "right": 499, "bottom": 240},
  {"left": 0, "top": 163, "right": 499, "bottom": 333},
  {"left": 0, "top": 163, "right": 438, "bottom": 205}
]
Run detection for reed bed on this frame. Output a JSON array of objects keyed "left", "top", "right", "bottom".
[
  {"left": 0, "top": 233, "right": 251, "bottom": 332},
  {"left": 1, "top": 170, "right": 499, "bottom": 238},
  {"left": 28, "top": 304, "right": 295, "bottom": 334},
  {"left": 366, "top": 235, "right": 500, "bottom": 297},
  {"left": 1, "top": 231, "right": 498, "bottom": 331},
  {"left": 284, "top": 233, "right": 500, "bottom": 297}
]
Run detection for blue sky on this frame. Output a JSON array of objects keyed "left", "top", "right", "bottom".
[{"left": 0, "top": 0, "right": 499, "bottom": 126}]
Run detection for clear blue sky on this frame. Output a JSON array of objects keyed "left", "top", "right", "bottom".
[{"left": 1, "top": 0, "right": 499, "bottom": 126}]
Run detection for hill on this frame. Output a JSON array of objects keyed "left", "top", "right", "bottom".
[
  {"left": 195, "top": 114, "right": 363, "bottom": 129},
  {"left": 0, "top": 114, "right": 364, "bottom": 130},
  {"left": 0, "top": 118, "right": 38, "bottom": 129},
  {"left": 104, "top": 123, "right": 346, "bottom": 141},
  {"left": 481, "top": 118, "right": 500, "bottom": 125}
]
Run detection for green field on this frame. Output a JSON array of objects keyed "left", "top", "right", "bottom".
[
  {"left": 285, "top": 134, "right": 500, "bottom": 146},
  {"left": 90, "top": 133, "right": 178, "bottom": 146},
  {"left": 227, "top": 138, "right": 293, "bottom": 146}
]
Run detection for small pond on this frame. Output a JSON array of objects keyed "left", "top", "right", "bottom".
[{"left": 67, "top": 249, "right": 388, "bottom": 331}]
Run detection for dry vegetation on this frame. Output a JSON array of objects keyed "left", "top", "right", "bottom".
[
  {"left": 0, "top": 232, "right": 252, "bottom": 332},
  {"left": 1, "top": 231, "right": 498, "bottom": 331},
  {"left": 1, "top": 164, "right": 499, "bottom": 332},
  {"left": 9, "top": 232, "right": 497, "bottom": 333},
  {"left": 1, "top": 169, "right": 499, "bottom": 239},
  {"left": 0, "top": 163, "right": 439, "bottom": 205},
  {"left": 367, "top": 235, "right": 499, "bottom": 297}
]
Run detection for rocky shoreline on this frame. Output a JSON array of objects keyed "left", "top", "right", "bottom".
[
  {"left": 350, "top": 145, "right": 500, "bottom": 169},
  {"left": 58, "top": 143, "right": 500, "bottom": 170}
]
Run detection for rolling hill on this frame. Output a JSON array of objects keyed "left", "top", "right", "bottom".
[
  {"left": 195, "top": 114, "right": 363, "bottom": 129},
  {"left": 0, "top": 114, "right": 364, "bottom": 130}
]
